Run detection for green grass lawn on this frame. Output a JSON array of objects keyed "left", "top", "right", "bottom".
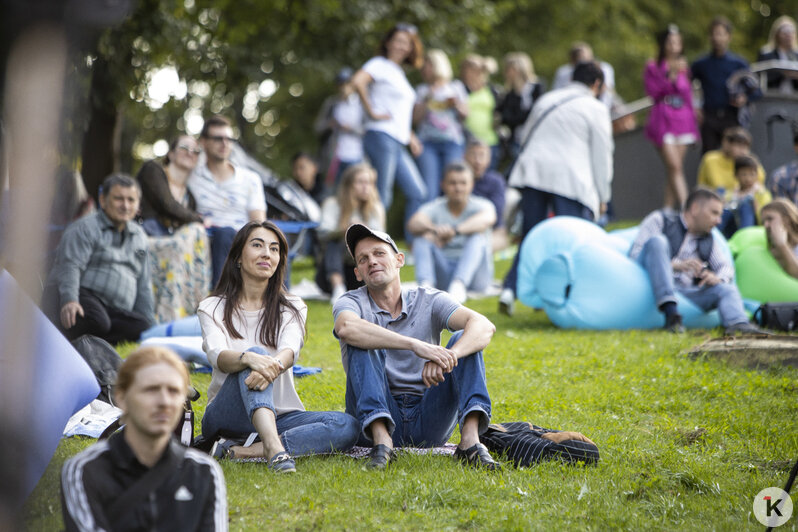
[{"left": 24, "top": 256, "right": 798, "bottom": 531}]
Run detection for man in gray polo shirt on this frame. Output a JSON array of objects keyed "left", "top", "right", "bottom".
[{"left": 333, "top": 224, "right": 500, "bottom": 471}]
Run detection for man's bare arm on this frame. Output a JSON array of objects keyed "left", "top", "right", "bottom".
[
  {"left": 335, "top": 310, "right": 457, "bottom": 371},
  {"left": 445, "top": 307, "right": 495, "bottom": 359}
]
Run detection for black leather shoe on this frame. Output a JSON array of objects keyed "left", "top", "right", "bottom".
[
  {"left": 664, "top": 313, "right": 685, "bottom": 334},
  {"left": 366, "top": 444, "right": 395, "bottom": 470},
  {"left": 454, "top": 443, "right": 502, "bottom": 471}
]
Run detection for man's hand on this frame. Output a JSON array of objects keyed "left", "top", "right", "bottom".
[
  {"left": 242, "top": 351, "right": 283, "bottom": 389},
  {"left": 696, "top": 269, "right": 721, "bottom": 287},
  {"left": 60, "top": 301, "right": 84, "bottom": 329},
  {"left": 731, "top": 93, "right": 747, "bottom": 108},
  {"left": 422, "top": 361, "right": 446, "bottom": 387},
  {"left": 541, "top": 431, "right": 596, "bottom": 445},
  {"left": 412, "top": 341, "right": 458, "bottom": 372},
  {"left": 672, "top": 258, "right": 705, "bottom": 276}
]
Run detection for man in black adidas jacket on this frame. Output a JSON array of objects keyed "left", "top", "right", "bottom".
[
  {"left": 629, "top": 187, "right": 760, "bottom": 335},
  {"left": 61, "top": 347, "right": 227, "bottom": 531}
]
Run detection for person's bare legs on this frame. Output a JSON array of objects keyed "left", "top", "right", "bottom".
[
  {"left": 368, "top": 419, "right": 393, "bottom": 448},
  {"left": 660, "top": 143, "right": 688, "bottom": 210},
  {"left": 225, "top": 407, "right": 286, "bottom": 458},
  {"left": 458, "top": 412, "right": 481, "bottom": 449}
]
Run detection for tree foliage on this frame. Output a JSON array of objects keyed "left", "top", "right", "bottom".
[{"left": 71, "top": 0, "right": 790, "bottom": 182}]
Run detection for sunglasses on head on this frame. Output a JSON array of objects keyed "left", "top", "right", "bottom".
[{"left": 394, "top": 23, "right": 418, "bottom": 34}]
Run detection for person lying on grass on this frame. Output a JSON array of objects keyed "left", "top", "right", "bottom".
[
  {"left": 333, "top": 223, "right": 500, "bottom": 471},
  {"left": 198, "top": 221, "right": 359, "bottom": 473}
]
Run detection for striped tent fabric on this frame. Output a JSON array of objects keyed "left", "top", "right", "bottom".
[{"left": 479, "top": 422, "right": 599, "bottom": 467}]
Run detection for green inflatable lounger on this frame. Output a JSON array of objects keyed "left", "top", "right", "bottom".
[{"left": 728, "top": 226, "right": 798, "bottom": 302}]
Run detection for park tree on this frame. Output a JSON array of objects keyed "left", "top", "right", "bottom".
[{"left": 42, "top": 0, "right": 787, "bottom": 196}]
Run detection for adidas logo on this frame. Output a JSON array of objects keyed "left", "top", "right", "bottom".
[{"left": 174, "top": 485, "right": 194, "bottom": 501}]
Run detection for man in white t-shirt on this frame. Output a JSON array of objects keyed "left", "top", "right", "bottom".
[
  {"left": 189, "top": 115, "right": 267, "bottom": 285},
  {"left": 407, "top": 161, "right": 496, "bottom": 303}
]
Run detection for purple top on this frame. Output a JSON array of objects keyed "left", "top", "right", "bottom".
[{"left": 643, "top": 59, "right": 698, "bottom": 147}]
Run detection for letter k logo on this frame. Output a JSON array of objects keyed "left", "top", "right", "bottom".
[{"left": 765, "top": 496, "right": 784, "bottom": 517}]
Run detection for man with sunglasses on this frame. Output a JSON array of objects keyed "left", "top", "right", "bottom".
[{"left": 189, "top": 115, "right": 267, "bottom": 285}]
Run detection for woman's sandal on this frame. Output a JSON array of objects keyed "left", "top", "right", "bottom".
[{"left": 267, "top": 451, "right": 296, "bottom": 473}]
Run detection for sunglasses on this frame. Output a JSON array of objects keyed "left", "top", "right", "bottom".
[
  {"left": 394, "top": 23, "right": 418, "bottom": 35},
  {"left": 206, "top": 135, "right": 236, "bottom": 144},
  {"left": 177, "top": 144, "right": 201, "bottom": 155}
]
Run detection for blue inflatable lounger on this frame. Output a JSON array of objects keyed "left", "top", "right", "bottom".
[
  {"left": 0, "top": 270, "right": 99, "bottom": 503},
  {"left": 515, "top": 216, "right": 723, "bottom": 330}
]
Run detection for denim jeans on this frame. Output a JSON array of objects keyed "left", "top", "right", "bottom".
[
  {"left": 718, "top": 197, "right": 756, "bottom": 239},
  {"left": 502, "top": 187, "right": 594, "bottom": 291},
  {"left": 206, "top": 225, "right": 238, "bottom": 288},
  {"left": 343, "top": 331, "right": 491, "bottom": 447},
  {"left": 416, "top": 139, "right": 465, "bottom": 201},
  {"left": 363, "top": 130, "right": 427, "bottom": 234},
  {"left": 201, "top": 346, "right": 359, "bottom": 455},
  {"left": 413, "top": 233, "right": 492, "bottom": 292},
  {"left": 635, "top": 234, "right": 748, "bottom": 327}
]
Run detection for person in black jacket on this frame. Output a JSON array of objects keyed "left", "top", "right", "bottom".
[{"left": 61, "top": 346, "right": 227, "bottom": 531}]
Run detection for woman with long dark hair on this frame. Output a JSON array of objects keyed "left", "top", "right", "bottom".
[
  {"left": 643, "top": 24, "right": 698, "bottom": 210},
  {"left": 198, "top": 221, "right": 359, "bottom": 472}
]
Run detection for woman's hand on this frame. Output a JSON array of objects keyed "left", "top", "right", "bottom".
[
  {"left": 409, "top": 133, "right": 423, "bottom": 157},
  {"left": 242, "top": 351, "right": 284, "bottom": 389},
  {"left": 768, "top": 218, "right": 789, "bottom": 247}
]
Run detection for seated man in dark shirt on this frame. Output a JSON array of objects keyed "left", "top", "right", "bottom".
[
  {"left": 61, "top": 346, "right": 227, "bottom": 531},
  {"left": 43, "top": 173, "right": 154, "bottom": 344}
]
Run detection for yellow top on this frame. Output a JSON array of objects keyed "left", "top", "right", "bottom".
[{"left": 696, "top": 150, "right": 766, "bottom": 191}]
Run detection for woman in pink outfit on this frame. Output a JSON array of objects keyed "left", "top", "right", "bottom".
[{"left": 644, "top": 24, "right": 698, "bottom": 210}]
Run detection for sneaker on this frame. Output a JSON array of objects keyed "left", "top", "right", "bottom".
[
  {"left": 454, "top": 443, "right": 501, "bottom": 471},
  {"left": 447, "top": 280, "right": 467, "bottom": 304},
  {"left": 498, "top": 288, "right": 515, "bottom": 316},
  {"left": 724, "top": 322, "right": 771, "bottom": 336},
  {"left": 330, "top": 284, "right": 346, "bottom": 304},
  {"left": 267, "top": 451, "right": 296, "bottom": 473},
  {"left": 664, "top": 313, "right": 685, "bottom": 334}
]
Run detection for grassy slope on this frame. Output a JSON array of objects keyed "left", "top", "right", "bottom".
[{"left": 24, "top": 257, "right": 798, "bottom": 531}]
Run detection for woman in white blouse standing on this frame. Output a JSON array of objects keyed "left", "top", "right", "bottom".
[
  {"left": 351, "top": 23, "right": 427, "bottom": 237},
  {"left": 199, "top": 221, "right": 359, "bottom": 472}
]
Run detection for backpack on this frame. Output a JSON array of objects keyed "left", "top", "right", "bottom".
[{"left": 70, "top": 334, "right": 123, "bottom": 405}]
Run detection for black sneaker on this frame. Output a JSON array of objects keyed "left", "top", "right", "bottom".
[
  {"left": 365, "top": 444, "right": 395, "bottom": 470},
  {"left": 724, "top": 322, "right": 772, "bottom": 336},
  {"left": 664, "top": 313, "right": 685, "bottom": 334}
]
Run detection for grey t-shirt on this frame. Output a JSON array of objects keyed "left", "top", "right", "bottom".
[
  {"left": 418, "top": 196, "right": 495, "bottom": 259},
  {"left": 333, "top": 285, "right": 460, "bottom": 395}
]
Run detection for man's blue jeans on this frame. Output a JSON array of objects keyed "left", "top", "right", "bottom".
[
  {"left": 413, "top": 233, "right": 492, "bottom": 292},
  {"left": 503, "top": 187, "right": 594, "bottom": 291},
  {"left": 206, "top": 225, "right": 238, "bottom": 288},
  {"left": 416, "top": 139, "right": 465, "bottom": 201},
  {"left": 343, "top": 331, "right": 491, "bottom": 447},
  {"left": 363, "top": 130, "right": 427, "bottom": 236},
  {"left": 202, "top": 346, "right": 360, "bottom": 455},
  {"left": 635, "top": 234, "right": 748, "bottom": 327}
]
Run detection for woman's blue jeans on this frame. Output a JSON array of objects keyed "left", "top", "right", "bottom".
[
  {"left": 363, "top": 130, "right": 426, "bottom": 236},
  {"left": 416, "top": 139, "right": 465, "bottom": 201},
  {"left": 201, "top": 346, "right": 359, "bottom": 455}
]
